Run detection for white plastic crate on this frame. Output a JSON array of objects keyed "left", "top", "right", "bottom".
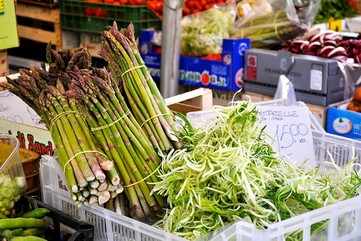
[{"left": 40, "top": 100, "right": 361, "bottom": 241}]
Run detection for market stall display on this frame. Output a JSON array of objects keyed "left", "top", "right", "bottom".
[{"left": 3, "top": 0, "right": 361, "bottom": 236}]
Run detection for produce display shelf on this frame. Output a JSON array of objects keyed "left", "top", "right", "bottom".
[
  {"left": 40, "top": 93, "right": 361, "bottom": 241},
  {"left": 60, "top": 0, "right": 161, "bottom": 35}
]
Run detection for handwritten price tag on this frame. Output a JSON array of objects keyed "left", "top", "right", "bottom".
[{"left": 257, "top": 105, "right": 316, "bottom": 167}]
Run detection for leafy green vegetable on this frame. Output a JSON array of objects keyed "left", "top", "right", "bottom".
[
  {"left": 315, "top": 0, "right": 356, "bottom": 23},
  {"left": 0, "top": 174, "right": 25, "bottom": 217},
  {"left": 154, "top": 102, "right": 361, "bottom": 240},
  {"left": 181, "top": 5, "right": 235, "bottom": 56}
]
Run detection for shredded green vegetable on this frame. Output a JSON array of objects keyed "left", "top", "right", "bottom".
[
  {"left": 181, "top": 5, "right": 235, "bottom": 56},
  {"left": 154, "top": 102, "right": 361, "bottom": 240}
]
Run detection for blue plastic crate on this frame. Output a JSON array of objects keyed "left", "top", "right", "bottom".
[
  {"left": 139, "top": 30, "right": 251, "bottom": 92},
  {"left": 326, "top": 101, "right": 361, "bottom": 141}
]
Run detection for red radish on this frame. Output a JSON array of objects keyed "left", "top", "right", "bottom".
[
  {"left": 309, "top": 32, "right": 323, "bottom": 42},
  {"left": 324, "top": 40, "right": 337, "bottom": 46},
  {"left": 300, "top": 41, "right": 310, "bottom": 51},
  {"left": 319, "top": 46, "right": 335, "bottom": 57},
  {"left": 305, "top": 41, "right": 322, "bottom": 55},
  {"left": 328, "top": 47, "right": 347, "bottom": 58}
]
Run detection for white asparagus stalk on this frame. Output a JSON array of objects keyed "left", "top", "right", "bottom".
[
  {"left": 98, "top": 182, "right": 108, "bottom": 192},
  {"left": 89, "top": 196, "right": 98, "bottom": 205},
  {"left": 82, "top": 190, "right": 90, "bottom": 198},
  {"left": 90, "top": 189, "right": 98, "bottom": 196},
  {"left": 98, "top": 191, "right": 111, "bottom": 205},
  {"left": 90, "top": 180, "right": 100, "bottom": 189}
]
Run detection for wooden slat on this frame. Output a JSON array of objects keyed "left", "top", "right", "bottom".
[
  {"left": 165, "top": 88, "right": 213, "bottom": 108},
  {"left": 168, "top": 103, "right": 202, "bottom": 114},
  {"left": 18, "top": 25, "right": 56, "bottom": 44},
  {"left": 16, "top": 3, "right": 60, "bottom": 23},
  {"left": 54, "top": 23, "right": 62, "bottom": 48}
]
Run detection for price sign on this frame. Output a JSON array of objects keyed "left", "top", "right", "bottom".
[
  {"left": 257, "top": 105, "right": 316, "bottom": 167},
  {"left": 0, "top": 0, "right": 19, "bottom": 50}
]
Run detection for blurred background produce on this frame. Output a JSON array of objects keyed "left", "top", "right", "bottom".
[
  {"left": 315, "top": 0, "right": 356, "bottom": 23},
  {"left": 286, "top": 31, "right": 361, "bottom": 63},
  {"left": 0, "top": 136, "right": 26, "bottom": 217},
  {"left": 232, "top": 0, "right": 318, "bottom": 48},
  {"left": 347, "top": 86, "right": 361, "bottom": 112},
  {"left": 181, "top": 4, "right": 235, "bottom": 56},
  {"left": 147, "top": 0, "right": 227, "bottom": 17}
]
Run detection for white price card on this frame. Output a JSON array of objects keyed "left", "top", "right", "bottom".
[
  {"left": 257, "top": 105, "right": 316, "bottom": 167},
  {"left": 0, "top": 90, "right": 44, "bottom": 128},
  {"left": 310, "top": 69, "right": 323, "bottom": 91}
]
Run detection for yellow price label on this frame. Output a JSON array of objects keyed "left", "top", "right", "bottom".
[{"left": 328, "top": 18, "right": 344, "bottom": 32}]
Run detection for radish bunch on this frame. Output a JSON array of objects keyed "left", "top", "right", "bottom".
[{"left": 286, "top": 31, "right": 361, "bottom": 64}]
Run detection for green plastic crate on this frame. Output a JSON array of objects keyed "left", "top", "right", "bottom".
[{"left": 60, "top": 0, "right": 161, "bottom": 36}]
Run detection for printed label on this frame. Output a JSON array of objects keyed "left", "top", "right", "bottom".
[
  {"left": 333, "top": 117, "right": 352, "bottom": 134},
  {"left": 246, "top": 55, "right": 257, "bottom": 81},
  {"left": 310, "top": 69, "right": 323, "bottom": 91}
]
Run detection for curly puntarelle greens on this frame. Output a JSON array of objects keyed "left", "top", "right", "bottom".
[{"left": 154, "top": 102, "right": 361, "bottom": 240}]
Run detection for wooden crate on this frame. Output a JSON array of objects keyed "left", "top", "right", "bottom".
[
  {"left": 16, "top": 3, "right": 62, "bottom": 49},
  {"left": 166, "top": 88, "right": 213, "bottom": 113}
]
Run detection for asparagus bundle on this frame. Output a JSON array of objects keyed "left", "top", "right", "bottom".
[
  {"left": 1, "top": 49, "right": 121, "bottom": 206},
  {"left": 67, "top": 66, "right": 164, "bottom": 219},
  {"left": 232, "top": 11, "right": 306, "bottom": 48},
  {"left": 101, "top": 23, "right": 181, "bottom": 152}
]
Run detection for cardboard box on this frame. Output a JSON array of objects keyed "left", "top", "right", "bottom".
[
  {"left": 139, "top": 30, "right": 251, "bottom": 92},
  {"left": 326, "top": 100, "right": 361, "bottom": 140},
  {"left": 244, "top": 48, "right": 345, "bottom": 106}
]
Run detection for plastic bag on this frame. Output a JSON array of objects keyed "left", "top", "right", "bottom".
[
  {"left": 181, "top": 3, "right": 236, "bottom": 56},
  {"left": 232, "top": 0, "right": 319, "bottom": 48},
  {"left": 274, "top": 74, "right": 297, "bottom": 105}
]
